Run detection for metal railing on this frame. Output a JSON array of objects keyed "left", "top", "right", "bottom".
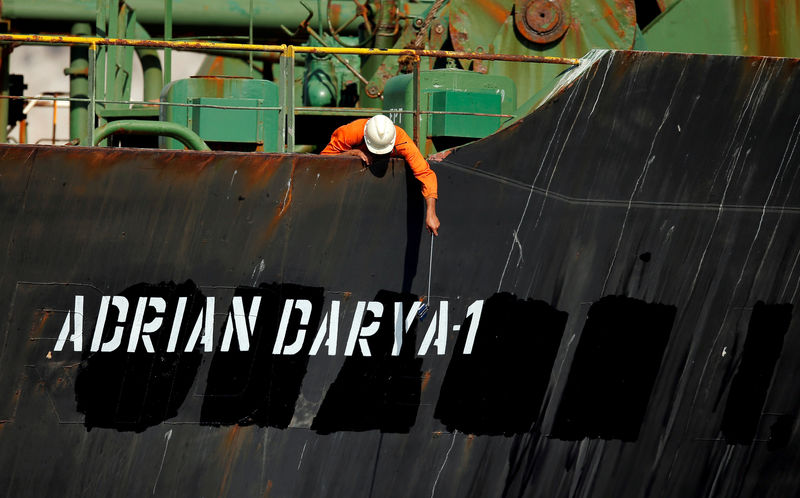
[{"left": 0, "top": 33, "right": 581, "bottom": 152}]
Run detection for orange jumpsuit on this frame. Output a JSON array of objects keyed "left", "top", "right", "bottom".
[{"left": 321, "top": 119, "right": 438, "bottom": 199}]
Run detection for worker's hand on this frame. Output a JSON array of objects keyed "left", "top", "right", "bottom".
[
  {"left": 427, "top": 149, "right": 452, "bottom": 163},
  {"left": 341, "top": 149, "right": 371, "bottom": 165},
  {"left": 425, "top": 197, "right": 440, "bottom": 236},
  {"left": 426, "top": 211, "right": 440, "bottom": 236}
]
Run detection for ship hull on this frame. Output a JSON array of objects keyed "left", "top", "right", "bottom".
[{"left": 1, "top": 50, "right": 799, "bottom": 497}]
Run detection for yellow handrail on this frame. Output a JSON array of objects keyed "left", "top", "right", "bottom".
[{"left": 0, "top": 33, "right": 581, "bottom": 65}]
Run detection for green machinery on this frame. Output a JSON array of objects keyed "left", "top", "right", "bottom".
[
  {"left": 160, "top": 77, "right": 279, "bottom": 151},
  {"left": 0, "top": 0, "right": 798, "bottom": 153}
]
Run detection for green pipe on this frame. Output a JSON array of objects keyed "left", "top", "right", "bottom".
[
  {"left": 164, "top": 0, "right": 172, "bottom": 85},
  {"left": 0, "top": 46, "right": 11, "bottom": 143},
  {"left": 248, "top": 0, "right": 254, "bottom": 77},
  {"left": 137, "top": 49, "right": 162, "bottom": 101},
  {"left": 317, "top": 0, "right": 323, "bottom": 35},
  {"left": 133, "top": 23, "right": 163, "bottom": 101},
  {"left": 360, "top": 0, "right": 398, "bottom": 107},
  {"left": 67, "top": 22, "right": 92, "bottom": 143},
  {"left": 95, "top": 0, "right": 107, "bottom": 146},
  {"left": 93, "top": 119, "right": 211, "bottom": 150},
  {"left": 1, "top": 0, "right": 364, "bottom": 35}
]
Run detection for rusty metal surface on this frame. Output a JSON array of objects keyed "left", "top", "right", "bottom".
[
  {"left": 514, "top": 0, "right": 571, "bottom": 44},
  {"left": 644, "top": 0, "right": 800, "bottom": 58},
  {"left": 449, "top": 0, "right": 635, "bottom": 101},
  {"left": 0, "top": 50, "right": 799, "bottom": 497}
]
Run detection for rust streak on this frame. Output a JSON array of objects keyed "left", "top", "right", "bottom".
[
  {"left": 261, "top": 480, "right": 273, "bottom": 498},
  {"left": 752, "top": 0, "right": 782, "bottom": 56},
  {"left": 613, "top": 0, "right": 637, "bottom": 27},
  {"left": 421, "top": 370, "right": 432, "bottom": 392},
  {"left": 218, "top": 425, "right": 244, "bottom": 497},
  {"left": 154, "top": 152, "right": 215, "bottom": 180},
  {"left": 741, "top": 3, "right": 750, "bottom": 53},
  {"left": 601, "top": 3, "right": 626, "bottom": 40},
  {"left": 329, "top": 3, "right": 342, "bottom": 25},
  {"left": 465, "top": 434, "right": 475, "bottom": 449},
  {"left": 208, "top": 56, "right": 226, "bottom": 75},
  {"left": 474, "top": 0, "right": 511, "bottom": 24},
  {"left": 29, "top": 310, "right": 52, "bottom": 339},
  {"left": 240, "top": 156, "right": 281, "bottom": 194}
]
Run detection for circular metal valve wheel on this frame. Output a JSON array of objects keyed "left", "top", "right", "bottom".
[{"left": 515, "top": 0, "right": 570, "bottom": 44}]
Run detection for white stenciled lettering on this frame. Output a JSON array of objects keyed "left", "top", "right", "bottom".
[
  {"left": 392, "top": 301, "right": 422, "bottom": 356},
  {"left": 221, "top": 296, "right": 262, "bottom": 352},
  {"left": 344, "top": 301, "right": 383, "bottom": 356},
  {"left": 54, "top": 295, "right": 84, "bottom": 352},
  {"left": 462, "top": 300, "right": 484, "bottom": 354},
  {"left": 166, "top": 297, "right": 187, "bottom": 352},
  {"left": 89, "top": 296, "right": 111, "bottom": 352},
  {"left": 310, "top": 301, "right": 339, "bottom": 355},
  {"left": 127, "top": 297, "right": 167, "bottom": 353},
  {"left": 418, "top": 301, "right": 448, "bottom": 355},
  {"left": 100, "top": 296, "right": 129, "bottom": 352},
  {"left": 273, "top": 299, "right": 312, "bottom": 355},
  {"left": 51, "top": 294, "right": 487, "bottom": 356},
  {"left": 184, "top": 297, "right": 215, "bottom": 352}
]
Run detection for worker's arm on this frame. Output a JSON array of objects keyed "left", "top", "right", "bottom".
[
  {"left": 394, "top": 127, "right": 440, "bottom": 235},
  {"left": 320, "top": 119, "right": 371, "bottom": 164},
  {"left": 394, "top": 128, "right": 438, "bottom": 199}
]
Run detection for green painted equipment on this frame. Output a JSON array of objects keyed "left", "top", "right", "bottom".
[
  {"left": 160, "top": 76, "right": 279, "bottom": 151},
  {"left": 382, "top": 69, "right": 515, "bottom": 155},
  {"left": 428, "top": 91, "right": 502, "bottom": 138},
  {"left": 93, "top": 119, "right": 211, "bottom": 150},
  {"left": 642, "top": 0, "right": 800, "bottom": 57}
]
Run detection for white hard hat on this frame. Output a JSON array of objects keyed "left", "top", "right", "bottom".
[{"left": 363, "top": 115, "right": 396, "bottom": 155}]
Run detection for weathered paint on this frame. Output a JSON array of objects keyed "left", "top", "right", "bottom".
[
  {"left": 748, "top": 0, "right": 782, "bottom": 56},
  {"left": 0, "top": 51, "right": 798, "bottom": 497},
  {"left": 644, "top": 0, "right": 800, "bottom": 58},
  {"left": 450, "top": 0, "right": 636, "bottom": 104}
]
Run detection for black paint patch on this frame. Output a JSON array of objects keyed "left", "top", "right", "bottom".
[
  {"left": 434, "top": 292, "right": 568, "bottom": 436},
  {"left": 767, "top": 414, "right": 794, "bottom": 452},
  {"left": 551, "top": 295, "right": 675, "bottom": 441},
  {"left": 74, "top": 281, "right": 205, "bottom": 432},
  {"left": 311, "top": 290, "right": 423, "bottom": 434},
  {"left": 721, "top": 301, "right": 793, "bottom": 444},
  {"left": 199, "top": 283, "right": 324, "bottom": 428}
]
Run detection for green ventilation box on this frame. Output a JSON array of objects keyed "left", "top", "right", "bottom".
[
  {"left": 189, "top": 97, "right": 262, "bottom": 143},
  {"left": 429, "top": 90, "right": 502, "bottom": 138},
  {"left": 382, "top": 68, "right": 516, "bottom": 154},
  {"left": 161, "top": 77, "right": 279, "bottom": 151}
]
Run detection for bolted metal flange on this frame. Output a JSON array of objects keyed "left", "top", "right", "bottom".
[
  {"left": 365, "top": 82, "right": 382, "bottom": 98},
  {"left": 514, "top": 0, "right": 570, "bottom": 44}
]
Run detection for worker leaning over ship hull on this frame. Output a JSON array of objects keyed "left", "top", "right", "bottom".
[{"left": 321, "top": 114, "right": 440, "bottom": 236}]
